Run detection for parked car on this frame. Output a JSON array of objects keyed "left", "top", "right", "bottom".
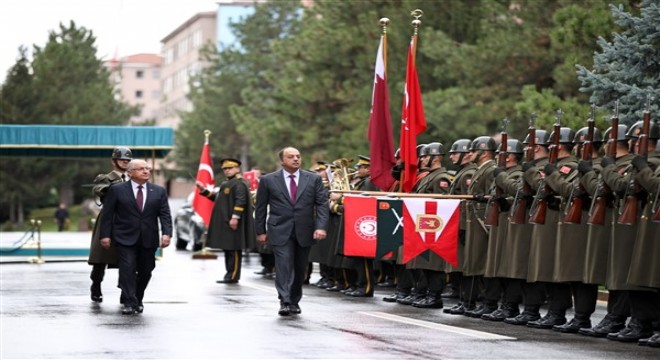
[{"left": 174, "top": 203, "right": 205, "bottom": 251}]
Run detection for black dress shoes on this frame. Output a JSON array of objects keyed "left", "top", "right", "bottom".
[
  {"left": 121, "top": 305, "right": 137, "bottom": 315},
  {"left": 289, "top": 304, "right": 301, "bottom": 314},
  {"left": 504, "top": 311, "right": 541, "bottom": 326},
  {"left": 527, "top": 311, "right": 566, "bottom": 329},
  {"left": 326, "top": 284, "right": 346, "bottom": 292},
  {"left": 553, "top": 317, "right": 591, "bottom": 333},
  {"left": 445, "top": 303, "right": 476, "bottom": 315},
  {"left": 412, "top": 296, "right": 443, "bottom": 309},
  {"left": 136, "top": 303, "right": 144, "bottom": 314},
  {"left": 278, "top": 303, "right": 291, "bottom": 316},
  {"left": 645, "top": 332, "right": 660, "bottom": 347},
  {"left": 90, "top": 284, "right": 103, "bottom": 303},
  {"left": 578, "top": 314, "right": 626, "bottom": 337},
  {"left": 607, "top": 319, "right": 654, "bottom": 342},
  {"left": 466, "top": 303, "right": 498, "bottom": 318},
  {"left": 482, "top": 305, "right": 520, "bottom": 321},
  {"left": 216, "top": 279, "right": 239, "bottom": 284}
]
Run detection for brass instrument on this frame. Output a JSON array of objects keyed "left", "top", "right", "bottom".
[{"left": 331, "top": 158, "right": 356, "bottom": 191}]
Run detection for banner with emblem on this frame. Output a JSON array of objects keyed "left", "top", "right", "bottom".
[
  {"left": 376, "top": 199, "right": 404, "bottom": 259},
  {"left": 401, "top": 198, "right": 460, "bottom": 266},
  {"left": 343, "top": 195, "right": 378, "bottom": 257}
]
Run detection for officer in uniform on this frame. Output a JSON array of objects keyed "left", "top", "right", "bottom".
[
  {"left": 482, "top": 139, "right": 524, "bottom": 321},
  {"left": 605, "top": 121, "right": 660, "bottom": 342},
  {"left": 503, "top": 130, "right": 550, "bottom": 326},
  {"left": 197, "top": 158, "right": 255, "bottom": 284},
  {"left": 407, "top": 143, "right": 453, "bottom": 309},
  {"left": 551, "top": 127, "right": 604, "bottom": 333},
  {"left": 578, "top": 124, "right": 632, "bottom": 337},
  {"left": 462, "top": 136, "right": 498, "bottom": 318},
  {"left": 310, "top": 162, "right": 334, "bottom": 289},
  {"left": 444, "top": 139, "right": 477, "bottom": 315},
  {"left": 88, "top": 146, "right": 132, "bottom": 303}
]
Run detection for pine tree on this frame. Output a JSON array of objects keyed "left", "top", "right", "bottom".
[{"left": 576, "top": 0, "right": 659, "bottom": 124}]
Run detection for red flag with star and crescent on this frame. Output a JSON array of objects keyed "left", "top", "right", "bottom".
[
  {"left": 343, "top": 195, "right": 378, "bottom": 258},
  {"left": 401, "top": 198, "right": 460, "bottom": 266},
  {"left": 192, "top": 141, "right": 214, "bottom": 226},
  {"left": 399, "top": 39, "right": 427, "bottom": 192}
]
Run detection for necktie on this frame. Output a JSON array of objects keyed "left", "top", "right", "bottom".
[
  {"left": 289, "top": 174, "right": 297, "bottom": 205},
  {"left": 121, "top": 174, "right": 126, "bottom": 182},
  {"left": 136, "top": 185, "right": 144, "bottom": 212}
]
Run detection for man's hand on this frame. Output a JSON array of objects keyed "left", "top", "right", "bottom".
[
  {"left": 100, "top": 237, "right": 111, "bottom": 249},
  {"left": 161, "top": 235, "right": 171, "bottom": 248},
  {"left": 256, "top": 234, "right": 267, "bottom": 245},
  {"left": 313, "top": 229, "right": 327, "bottom": 241},
  {"left": 229, "top": 218, "right": 239, "bottom": 230}
]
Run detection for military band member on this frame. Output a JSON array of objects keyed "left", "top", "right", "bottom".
[
  {"left": 197, "top": 158, "right": 255, "bottom": 284},
  {"left": 310, "top": 161, "right": 334, "bottom": 289}
]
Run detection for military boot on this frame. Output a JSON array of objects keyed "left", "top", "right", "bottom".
[
  {"left": 504, "top": 306, "right": 541, "bottom": 326},
  {"left": 607, "top": 318, "right": 654, "bottom": 343},
  {"left": 527, "top": 310, "right": 567, "bottom": 329},
  {"left": 553, "top": 313, "right": 591, "bottom": 333},
  {"left": 482, "top": 303, "right": 520, "bottom": 321},
  {"left": 578, "top": 314, "right": 627, "bottom": 337}
]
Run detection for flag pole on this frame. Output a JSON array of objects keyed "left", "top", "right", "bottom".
[
  {"left": 380, "top": 17, "right": 389, "bottom": 76},
  {"left": 410, "top": 9, "right": 422, "bottom": 62},
  {"left": 193, "top": 130, "right": 218, "bottom": 260}
]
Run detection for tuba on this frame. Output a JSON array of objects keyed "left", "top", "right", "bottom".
[{"left": 331, "top": 158, "right": 355, "bottom": 191}]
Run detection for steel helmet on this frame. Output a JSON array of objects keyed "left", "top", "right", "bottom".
[
  {"left": 449, "top": 139, "right": 472, "bottom": 153},
  {"left": 112, "top": 146, "right": 133, "bottom": 160},
  {"left": 523, "top": 129, "right": 550, "bottom": 146},
  {"left": 468, "top": 136, "right": 497, "bottom": 152},
  {"left": 497, "top": 139, "right": 524, "bottom": 154},
  {"left": 573, "top": 127, "right": 604, "bottom": 144},
  {"left": 626, "top": 120, "right": 659, "bottom": 140},
  {"left": 548, "top": 127, "right": 576, "bottom": 144},
  {"left": 423, "top": 142, "right": 445, "bottom": 156},
  {"left": 603, "top": 124, "right": 629, "bottom": 142}
]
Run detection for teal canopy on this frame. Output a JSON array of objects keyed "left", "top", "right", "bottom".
[{"left": 0, "top": 125, "right": 174, "bottom": 158}]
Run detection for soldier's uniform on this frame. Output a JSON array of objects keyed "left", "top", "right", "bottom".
[
  {"left": 201, "top": 158, "right": 255, "bottom": 284},
  {"left": 88, "top": 146, "right": 132, "bottom": 303},
  {"left": 444, "top": 139, "right": 477, "bottom": 315},
  {"left": 463, "top": 136, "right": 498, "bottom": 318},
  {"left": 482, "top": 139, "right": 524, "bottom": 321},
  {"left": 309, "top": 162, "right": 334, "bottom": 289}
]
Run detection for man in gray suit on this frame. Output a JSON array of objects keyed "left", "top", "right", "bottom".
[{"left": 255, "top": 147, "right": 329, "bottom": 316}]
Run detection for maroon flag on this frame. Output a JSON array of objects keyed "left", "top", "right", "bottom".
[
  {"left": 368, "top": 35, "right": 395, "bottom": 191},
  {"left": 399, "top": 39, "right": 427, "bottom": 192},
  {"left": 192, "top": 141, "right": 214, "bottom": 226}
]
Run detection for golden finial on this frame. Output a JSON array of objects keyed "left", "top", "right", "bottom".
[
  {"left": 411, "top": 9, "right": 423, "bottom": 34},
  {"left": 379, "top": 17, "right": 389, "bottom": 34}
]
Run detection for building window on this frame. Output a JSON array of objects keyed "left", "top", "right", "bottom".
[
  {"left": 152, "top": 69, "right": 160, "bottom": 79},
  {"left": 135, "top": 90, "right": 143, "bottom": 99},
  {"left": 136, "top": 70, "right": 144, "bottom": 79},
  {"left": 152, "top": 90, "right": 160, "bottom": 100}
]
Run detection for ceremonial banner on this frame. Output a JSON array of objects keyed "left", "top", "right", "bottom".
[
  {"left": 376, "top": 199, "right": 404, "bottom": 259},
  {"left": 192, "top": 141, "right": 214, "bottom": 226},
  {"left": 368, "top": 33, "right": 395, "bottom": 191},
  {"left": 343, "top": 196, "right": 377, "bottom": 257},
  {"left": 401, "top": 198, "right": 460, "bottom": 266},
  {"left": 242, "top": 170, "right": 259, "bottom": 191}
]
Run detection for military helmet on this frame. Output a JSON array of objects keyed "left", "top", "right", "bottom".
[
  {"left": 469, "top": 136, "right": 497, "bottom": 152},
  {"left": 523, "top": 129, "right": 550, "bottom": 146},
  {"left": 416, "top": 144, "right": 427, "bottom": 157},
  {"left": 603, "top": 124, "right": 629, "bottom": 142},
  {"left": 112, "top": 146, "right": 133, "bottom": 160},
  {"left": 497, "top": 139, "right": 524, "bottom": 154},
  {"left": 449, "top": 139, "right": 472, "bottom": 153},
  {"left": 573, "top": 127, "right": 603, "bottom": 144},
  {"left": 423, "top": 142, "right": 445, "bottom": 156},
  {"left": 626, "top": 120, "right": 660, "bottom": 140},
  {"left": 548, "top": 127, "right": 575, "bottom": 144}
]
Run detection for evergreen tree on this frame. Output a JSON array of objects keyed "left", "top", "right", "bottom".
[{"left": 577, "top": 0, "right": 658, "bottom": 124}]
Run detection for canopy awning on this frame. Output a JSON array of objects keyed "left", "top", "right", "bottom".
[{"left": 0, "top": 125, "right": 174, "bottom": 158}]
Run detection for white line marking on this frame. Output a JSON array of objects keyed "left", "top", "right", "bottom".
[{"left": 359, "top": 311, "right": 516, "bottom": 340}]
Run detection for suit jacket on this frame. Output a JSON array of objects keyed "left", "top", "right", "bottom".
[
  {"left": 100, "top": 181, "right": 172, "bottom": 248},
  {"left": 254, "top": 169, "right": 329, "bottom": 247}
]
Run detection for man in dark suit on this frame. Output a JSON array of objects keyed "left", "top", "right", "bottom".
[
  {"left": 255, "top": 147, "right": 329, "bottom": 316},
  {"left": 100, "top": 159, "right": 172, "bottom": 315}
]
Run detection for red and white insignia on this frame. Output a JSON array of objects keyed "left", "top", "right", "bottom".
[
  {"left": 353, "top": 216, "right": 377, "bottom": 241},
  {"left": 416, "top": 214, "right": 444, "bottom": 234},
  {"left": 466, "top": 179, "right": 472, "bottom": 185},
  {"left": 559, "top": 166, "right": 571, "bottom": 174},
  {"left": 440, "top": 181, "right": 449, "bottom": 187}
]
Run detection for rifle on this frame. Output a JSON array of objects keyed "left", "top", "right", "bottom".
[
  {"left": 510, "top": 113, "right": 537, "bottom": 224},
  {"left": 563, "top": 104, "right": 596, "bottom": 224},
  {"left": 529, "top": 110, "right": 562, "bottom": 224},
  {"left": 588, "top": 101, "right": 619, "bottom": 225},
  {"left": 618, "top": 95, "right": 652, "bottom": 225},
  {"left": 485, "top": 118, "right": 509, "bottom": 226},
  {"left": 653, "top": 183, "right": 660, "bottom": 222}
]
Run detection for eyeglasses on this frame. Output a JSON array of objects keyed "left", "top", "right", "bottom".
[{"left": 131, "top": 167, "right": 152, "bottom": 172}]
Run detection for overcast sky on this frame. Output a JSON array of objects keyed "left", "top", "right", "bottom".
[{"left": 0, "top": 0, "right": 217, "bottom": 83}]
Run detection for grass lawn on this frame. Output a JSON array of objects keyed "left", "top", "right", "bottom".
[{"left": 3, "top": 204, "right": 97, "bottom": 232}]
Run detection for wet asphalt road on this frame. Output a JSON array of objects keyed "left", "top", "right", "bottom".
[{"left": 1, "top": 246, "right": 659, "bottom": 359}]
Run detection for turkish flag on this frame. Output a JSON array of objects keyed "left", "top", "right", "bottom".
[
  {"left": 401, "top": 198, "right": 460, "bottom": 266},
  {"left": 343, "top": 195, "right": 377, "bottom": 258},
  {"left": 399, "top": 39, "right": 427, "bottom": 192},
  {"left": 192, "top": 141, "right": 214, "bottom": 226},
  {"left": 242, "top": 170, "right": 259, "bottom": 191},
  {"left": 368, "top": 35, "right": 395, "bottom": 191}
]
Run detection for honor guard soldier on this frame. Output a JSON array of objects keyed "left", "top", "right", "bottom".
[
  {"left": 88, "top": 146, "right": 132, "bottom": 303},
  {"left": 197, "top": 158, "right": 255, "bottom": 284}
]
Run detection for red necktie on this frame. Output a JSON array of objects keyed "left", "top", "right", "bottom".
[
  {"left": 137, "top": 185, "right": 144, "bottom": 212},
  {"left": 289, "top": 175, "right": 297, "bottom": 205}
]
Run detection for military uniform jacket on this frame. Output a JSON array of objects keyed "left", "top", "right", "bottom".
[
  {"left": 464, "top": 159, "right": 496, "bottom": 276},
  {"left": 486, "top": 165, "right": 522, "bottom": 278},
  {"left": 627, "top": 154, "right": 660, "bottom": 289},
  {"left": 580, "top": 157, "right": 612, "bottom": 284},
  {"left": 444, "top": 163, "right": 477, "bottom": 273},
  {"left": 205, "top": 175, "right": 256, "bottom": 251},
  {"left": 407, "top": 167, "right": 452, "bottom": 271},
  {"left": 88, "top": 170, "right": 123, "bottom": 266}
]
